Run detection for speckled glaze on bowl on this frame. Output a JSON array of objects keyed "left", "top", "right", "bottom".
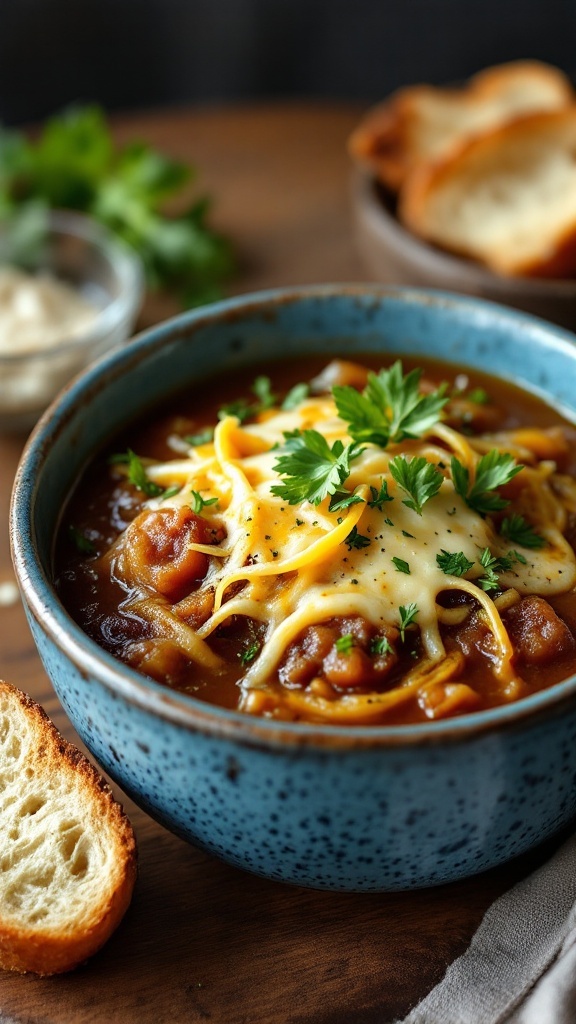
[
  {"left": 10, "top": 284, "right": 576, "bottom": 891},
  {"left": 352, "top": 171, "right": 576, "bottom": 332}
]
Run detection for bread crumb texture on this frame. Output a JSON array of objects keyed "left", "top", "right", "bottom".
[{"left": 0, "top": 681, "right": 137, "bottom": 975}]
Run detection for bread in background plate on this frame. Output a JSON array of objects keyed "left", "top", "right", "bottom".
[
  {"left": 348, "top": 60, "right": 574, "bottom": 192},
  {"left": 399, "top": 107, "right": 576, "bottom": 278},
  {"left": 0, "top": 680, "right": 137, "bottom": 976}
]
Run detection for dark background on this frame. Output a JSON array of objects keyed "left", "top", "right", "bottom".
[{"left": 1, "top": 0, "right": 575, "bottom": 125}]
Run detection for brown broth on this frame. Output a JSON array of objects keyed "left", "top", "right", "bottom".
[{"left": 54, "top": 354, "right": 576, "bottom": 723}]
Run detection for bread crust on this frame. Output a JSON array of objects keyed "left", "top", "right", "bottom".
[
  {"left": 399, "top": 107, "right": 576, "bottom": 278},
  {"left": 0, "top": 681, "right": 137, "bottom": 976},
  {"left": 348, "top": 60, "right": 574, "bottom": 193}
]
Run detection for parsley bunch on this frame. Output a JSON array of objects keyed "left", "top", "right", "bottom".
[{"left": 0, "top": 106, "right": 234, "bottom": 307}]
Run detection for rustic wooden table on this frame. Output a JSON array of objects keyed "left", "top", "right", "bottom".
[{"left": 0, "top": 102, "right": 557, "bottom": 1024}]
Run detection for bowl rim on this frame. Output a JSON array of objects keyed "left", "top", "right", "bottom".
[
  {"left": 11, "top": 282, "right": 576, "bottom": 751},
  {"left": 0, "top": 208, "right": 144, "bottom": 364},
  {"left": 352, "top": 169, "right": 576, "bottom": 298}
]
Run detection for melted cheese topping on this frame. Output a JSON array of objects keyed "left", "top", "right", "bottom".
[{"left": 126, "top": 390, "right": 576, "bottom": 716}]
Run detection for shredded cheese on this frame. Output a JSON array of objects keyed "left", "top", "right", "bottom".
[{"left": 111, "top": 387, "right": 576, "bottom": 720}]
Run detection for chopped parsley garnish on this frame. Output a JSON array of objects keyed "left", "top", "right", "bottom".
[
  {"left": 398, "top": 603, "right": 419, "bottom": 642},
  {"left": 335, "top": 634, "right": 355, "bottom": 654},
  {"left": 367, "top": 479, "right": 394, "bottom": 510},
  {"left": 436, "top": 549, "right": 475, "bottom": 577},
  {"left": 333, "top": 361, "right": 448, "bottom": 448},
  {"left": 477, "top": 548, "right": 515, "bottom": 592},
  {"left": 185, "top": 427, "right": 214, "bottom": 447},
  {"left": 160, "top": 485, "right": 182, "bottom": 500},
  {"left": 389, "top": 455, "right": 444, "bottom": 516},
  {"left": 218, "top": 375, "right": 282, "bottom": 424},
  {"left": 392, "top": 556, "right": 411, "bottom": 574},
  {"left": 282, "top": 382, "right": 310, "bottom": 410},
  {"left": 328, "top": 490, "right": 365, "bottom": 513},
  {"left": 252, "top": 375, "right": 277, "bottom": 411},
  {"left": 218, "top": 398, "right": 253, "bottom": 424},
  {"left": 451, "top": 450, "right": 523, "bottom": 516},
  {"left": 270, "top": 430, "right": 364, "bottom": 506},
  {"left": 345, "top": 526, "right": 371, "bottom": 550},
  {"left": 239, "top": 642, "right": 260, "bottom": 665},
  {"left": 110, "top": 449, "right": 164, "bottom": 497},
  {"left": 467, "top": 387, "right": 490, "bottom": 405},
  {"left": 500, "top": 513, "right": 545, "bottom": 549},
  {"left": 510, "top": 549, "right": 528, "bottom": 565},
  {"left": 370, "top": 635, "right": 394, "bottom": 656},
  {"left": 190, "top": 490, "right": 219, "bottom": 514},
  {"left": 68, "top": 526, "right": 96, "bottom": 556}
]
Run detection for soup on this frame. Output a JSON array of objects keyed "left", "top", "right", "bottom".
[{"left": 54, "top": 355, "right": 576, "bottom": 725}]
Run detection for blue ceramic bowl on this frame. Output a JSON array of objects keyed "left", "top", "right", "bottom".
[{"left": 10, "top": 284, "right": 576, "bottom": 891}]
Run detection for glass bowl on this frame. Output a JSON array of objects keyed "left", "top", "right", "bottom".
[{"left": 0, "top": 208, "right": 144, "bottom": 432}]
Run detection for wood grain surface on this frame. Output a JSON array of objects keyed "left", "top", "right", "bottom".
[{"left": 0, "top": 102, "right": 557, "bottom": 1024}]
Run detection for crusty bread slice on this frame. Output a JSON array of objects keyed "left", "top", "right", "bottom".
[
  {"left": 348, "top": 60, "right": 574, "bottom": 192},
  {"left": 0, "top": 681, "right": 137, "bottom": 975},
  {"left": 398, "top": 107, "right": 576, "bottom": 278}
]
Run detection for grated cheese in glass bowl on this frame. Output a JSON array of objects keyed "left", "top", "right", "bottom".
[{"left": 0, "top": 208, "right": 144, "bottom": 432}]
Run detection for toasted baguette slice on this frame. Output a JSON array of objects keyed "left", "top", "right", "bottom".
[
  {"left": 349, "top": 60, "right": 574, "bottom": 191},
  {"left": 0, "top": 681, "right": 137, "bottom": 975},
  {"left": 399, "top": 107, "right": 576, "bottom": 278}
]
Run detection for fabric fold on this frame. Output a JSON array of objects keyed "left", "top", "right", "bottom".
[{"left": 398, "top": 831, "right": 576, "bottom": 1024}]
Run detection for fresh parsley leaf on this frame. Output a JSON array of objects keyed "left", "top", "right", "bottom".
[
  {"left": 436, "top": 549, "right": 474, "bottom": 577},
  {"left": 392, "top": 556, "right": 411, "bottom": 574},
  {"left": 328, "top": 490, "right": 365, "bottom": 513},
  {"left": 389, "top": 455, "right": 444, "bottom": 516},
  {"left": 239, "top": 642, "right": 260, "bottom": 665},
  {"left": 451, "top": 451, "right": 523, "bottom": 516},
  {"left": 190, "top": 490, "right": 219, "bottom": 514},
  {"left": 0, "top": 106, "right": 234, "bottom": 308},
  {"left": 252, "top": 375, "right": 276, "bottom": 411},
  {"left": 111, "top": 449, "right": 163, "bottom": 497},
  {"left": 218, "top": 398, "right": 253, "bottom": 424},
  {"left": 218, "top": 375, "right": 281, "bottom": 425},
  {"left": 270, "top": 430, "right": 363, "bottom": 506},
  {"left": 282, "top": 382, "right": 310, "bottom": 411},
  {"left": 68, "top": 525, "right": 96, "bottom": 556},
  {"left": 185, "top": 427, "right": 214, "bottom": 447},
  {"left": 398, "top": 603, "right": 419, "bottom": 642},
  {"left": 334, "top": 361, "right": 448, "bottom": 447},
  {"left": 370, "top": 635, "right": 394, "bottom": 656},
  {"left": 345, "top": 526, "right": 371, "bottom": 550},
  {"left": 335, "top": 634, "right": 355, "bottom": 654},
  {"left": 160, "top": 485, "right": 182, "bottom": 500},
  {"left": 467, "top": 388, "right": 490, "bottom": 405},
  {"left": 499, "top": 513, "right": 545, "bottom": 549},
  {"left": 477, "top": 547, "right": 514, "bottom": 592},
  {"left": 367, "top": 479, "right": 394, "bottom": 510},
  {"left": 510, "top": 549, "right": 528, "bottom": 565}
]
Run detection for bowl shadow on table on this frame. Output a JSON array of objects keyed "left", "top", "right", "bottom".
[
  {"left": 352, "top": 172, "right": 576, "bottom": 333},
  {"left": 1, "top": 822, "right": 569, "bottom": 1024}
]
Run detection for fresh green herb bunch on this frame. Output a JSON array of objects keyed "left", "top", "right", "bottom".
[{"left": 0, "top": 106, "right": 234, "bottom": 307}]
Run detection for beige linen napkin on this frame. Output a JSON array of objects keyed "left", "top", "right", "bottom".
[{"left": 398, "top": 830, "right": 576, "bottom": 1024}]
